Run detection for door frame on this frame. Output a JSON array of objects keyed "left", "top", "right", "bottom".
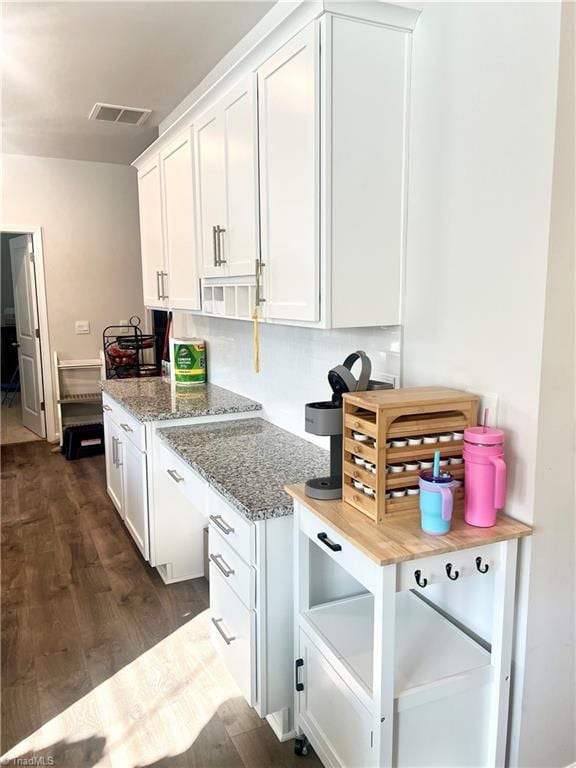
[{"left": 1, "top": 225, "right": 55, "bottom": 442}]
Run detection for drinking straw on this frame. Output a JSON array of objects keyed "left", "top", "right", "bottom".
[
  {"left": 483, "top": 407, "right": 490, "bottom": 433},
  {"left": 433, "top": 450, "right": 440, "bottom": 479}
]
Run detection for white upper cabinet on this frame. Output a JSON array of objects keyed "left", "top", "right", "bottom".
[
  {"left": 160, "top": 131, "right": 200, "bottom": 311},
  {"left": 258, "top": 24, "right": 320, "bottom": 323},
  {"left": 137, "top": 157, "right": 167, "bottom": 309},
  {"left": 327, "top": 15, "right": 410, "bottom": 328},
  {"left": 195, "top": 75, "right": 258, "bottom": 279},
  {"left": 257, "top": 15, "right": 413, "bottom": 327},
  {"left": 195, "top": 107, "right": 226, "bottom": 278},
  {"left": 134, "top": 3, "right": 420, "bottom": 326}
]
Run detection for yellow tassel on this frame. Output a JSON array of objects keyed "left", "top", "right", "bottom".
[{"left": 252, "top": 304, "right": 260, "bottom": 373}]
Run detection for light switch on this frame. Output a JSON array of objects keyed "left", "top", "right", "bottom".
[{"left": 75, "top": 320, "right": 90, "bottom": 335}]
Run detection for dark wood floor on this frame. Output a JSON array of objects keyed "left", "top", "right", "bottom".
[{"left": 1, "top": 441, "right": 320, "bottom": 768}]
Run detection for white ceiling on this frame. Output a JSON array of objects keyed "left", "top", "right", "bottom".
[{"left": 2, "top": 1, "right": 274, "bottom": 164}]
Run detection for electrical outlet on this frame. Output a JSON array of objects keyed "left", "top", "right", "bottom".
[
  {"left": 373, "top": 372, "right": 399, "bottom": 388},
  {"left": 477, "top": 392, "right": 499, "bottom": 427},
  {"left": 75, "top": 320, "right": 90, "bottom": 335}
]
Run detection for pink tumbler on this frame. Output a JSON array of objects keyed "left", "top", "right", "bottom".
[{"left": 463, "top": 426, "right": 507, "bottom": 527}]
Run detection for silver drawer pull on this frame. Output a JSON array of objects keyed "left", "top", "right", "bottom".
[
  {"left": 103, "top": 404, "right": 112, "bottom": 412},
  {"left": 210, "top": 553, "right": 234, "bottom": 578},
  {"left": 211, "top": 617, "right": 235, "bottom": 645},
  {"left": 209, "top": 514, "right": 234, "bottom": 535},
  {"left": 167, "top": 469, "right": 184, "bottom": 483},
  {"left": 120, "top": 423, "right": 133, "bottom": 433}
]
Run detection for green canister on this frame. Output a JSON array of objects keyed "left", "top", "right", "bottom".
[{"left": 170, "top": 337, "right": 206, "bottom": 385}]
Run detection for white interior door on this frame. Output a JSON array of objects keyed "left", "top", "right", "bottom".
[{"left": 9, "top": 234, "right": 46, "bottom": 438}]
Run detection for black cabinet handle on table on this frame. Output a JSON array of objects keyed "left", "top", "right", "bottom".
[
  {"left": 295, "top": 658, "right": 304, "bottom": 691},
  {"left": 317, "top": 532, "right": 342, "bottom": 552}
]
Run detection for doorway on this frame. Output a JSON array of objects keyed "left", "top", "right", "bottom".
[{"left": 1, "top": 232, "right": 46, "bottom": 444}]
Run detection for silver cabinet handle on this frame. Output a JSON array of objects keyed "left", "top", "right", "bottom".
[
  {"left": 209, "top": 514, "right": 234, "bottom": 535},
  {"left": 210, "top": 553, "right": 234, "bottom": 578},
  {"left": 115, "top": 438, "right": 123, "bottom": 468},
  {"left": 212, "top": 226, "right": 219, "bottom": 267},
  {"left": 216, "top": 226, "right": 226, "bottom": 265},
  {"left": 103, "top": 404, "right": 112, "bottom": 412},
  {"left": 160, "top": 271, "right": 168, "bottom": 300},
  {"left": 120, "top": 423, "right": 133, "bottom": 433},
  {"left": 211, "top": 617, "right": 235, "bottom": 645},
  {"left": 156, "top": 270, "right": 162, "bottom": 300},
  {"left": 255, "top": 259, "right": 266, "bottom": 305},
  {"left": 167, "top": 468, "right": 184, "bottom": 483},
  {"left": 111, "top": 435, "right": 117, "bottom": 466}
]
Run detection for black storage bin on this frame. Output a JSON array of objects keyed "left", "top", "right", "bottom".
[{"left": 62, "top": 423, "right": 105, "bottom": 460}]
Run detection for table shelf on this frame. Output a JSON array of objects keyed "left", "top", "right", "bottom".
[{"left": 302, "top": 591, "right": 490, "bottom": 703}]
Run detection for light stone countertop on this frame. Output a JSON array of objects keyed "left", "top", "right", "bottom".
[
  {"left": 158, "top": 418, "right": 330, "bottom": 521},
  {"left": 101, "top": 377, "right": 261, "bottom": 422}
]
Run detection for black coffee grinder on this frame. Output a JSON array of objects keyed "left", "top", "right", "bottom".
[{"left": 305, "top": 351, "right": 372, "bottom": 500}]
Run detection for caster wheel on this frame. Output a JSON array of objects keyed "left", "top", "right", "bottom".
[{"left": 294, "top": 736, "right": 309, "bottom": 757}]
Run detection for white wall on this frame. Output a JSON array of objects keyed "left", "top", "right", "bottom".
[
  {"left": 176, "top": 312, "right": 400, "bottom": 446},
  {"left": 1, "top": 153, "right": 145, "bottom": 439},
  {"left": 403, "top": 2, "right": 572, "bottom": 765},
  {"left": 518, "top": 3, "right": 575, "bottom": 764}
]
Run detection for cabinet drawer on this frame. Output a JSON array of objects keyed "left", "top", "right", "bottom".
[
  {"left": 102, "top": 392, "right": 145, "bottom": 452},
  {"left": 157, "top": 439, "right": 206, "bottom": 510},
  {"left": 207, "top": 488, "right": 254, "bottom": 565},
  {"left": 398, "top": 544, "right": 499, "bottom": 593},
  {"left": 210, "top": 565, "right": 256, "bottom": 706},
  {"left": 298, "top": 502, "right": 379, "bottom": 594},
  {"left": 209, "top": 525, "right": 255, "bottom": 610}
]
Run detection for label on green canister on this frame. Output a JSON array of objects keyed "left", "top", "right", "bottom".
[{"left": 173, "top": 340, "right": 206, "bottom": 385}]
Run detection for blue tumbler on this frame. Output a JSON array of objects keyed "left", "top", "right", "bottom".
[{"left": 419, "top": 471, "right": 457, "bottom": 535}]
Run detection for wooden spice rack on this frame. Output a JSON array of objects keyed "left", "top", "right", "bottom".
[{"left": 342, "top": 387, "right": 479, "bottom": 524}]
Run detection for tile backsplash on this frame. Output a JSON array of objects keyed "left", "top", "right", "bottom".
[{"left": 176, "top": 313, "right": 402, "bottom": 447}]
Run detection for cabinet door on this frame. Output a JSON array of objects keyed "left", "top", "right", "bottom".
[
  {"left": 137, "top": 156, "right": 167, "bottom": 308},
  {"left": 297, "top": 629, "right": 373, "bottom": 768},
  {"left": 258, "top": 23, "right": 320, "bottom": 322},
  {"left": 222, "top": 76, "right": 258, "bottom": 277},
  {"left": 195, "top": 107, "right": 226, "bottom": 278},
  {"left": 160, "top": 131, "right": 200, "bottom": 311},
  {"left": 153, "top": 441, "right": 207, "bottom": 578},
  {"left": 104, "top": 414, "right": 124, "bottom": 517},
  {"left": 210, "top": 565, "right": 256, "bottom": 706},
  {"left": 122, "top": 438, "right": 149, "bottom": 561}
]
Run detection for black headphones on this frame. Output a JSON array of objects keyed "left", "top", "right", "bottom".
[{"left": 328, "top": 351, "right": 372, "bottom": 403}]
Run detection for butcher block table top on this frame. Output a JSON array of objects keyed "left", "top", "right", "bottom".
[{"left": 285, "top": 484, "right": 532, "bottom": 566}]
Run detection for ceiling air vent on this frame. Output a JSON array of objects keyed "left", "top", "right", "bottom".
[{"left": 89, "top": 103, "right": 152, "bottom": 126}]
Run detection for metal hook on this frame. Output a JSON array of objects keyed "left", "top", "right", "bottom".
[
  {"left": 476, "top": 556, "right": 489, "bottom": 574},
  {"left": 414, "top": 569, "right": 428, "bottom": 588},
  {"left": 445, "top": 563, "right": 459, "bottom": 581}
]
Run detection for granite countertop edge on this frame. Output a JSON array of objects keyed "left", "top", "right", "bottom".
[
  {"left": 156, "top": 421, "right": 328, "bottom": 523},
  {"left": 101, "top": 380, "right": 262, "bottom": 423}
]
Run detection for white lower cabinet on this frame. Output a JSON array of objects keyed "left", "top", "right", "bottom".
[
  {"left": 104, "top": 413, "right": 124, "bottom": 516},
  {"left": 210, "top": 563, "right": 257, "bottom": 706},
  {"left": 122, "top": 437, "right": 149, "bottom": 560},
  {"left": 152, "top": 439, "right": 207, "bottom": 581},
  {"left": 103, "top": 406, "right": 148, "bottom": 557},
  {"left": 207, "top": 489, "right": 295, "bottom": 738}
]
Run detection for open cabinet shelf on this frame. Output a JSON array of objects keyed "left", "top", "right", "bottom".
[{"left": 302, "top": 590, "right": 490, "bottom": 706}]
